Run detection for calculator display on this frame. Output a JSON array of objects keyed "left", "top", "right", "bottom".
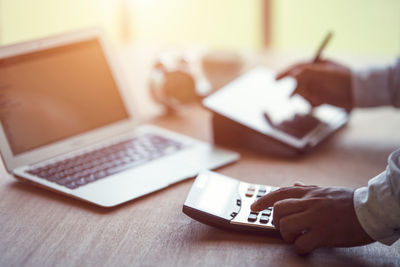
[
  {"left": 184, "top": 171, "right": 241, "bottom": 221},
  {"left": 197, "top": 176, "right": 233, "bottom": 216}
]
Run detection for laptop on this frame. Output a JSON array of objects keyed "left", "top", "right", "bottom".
[{"left": 0, "top": 28, "right": 239, "bottom": 207}]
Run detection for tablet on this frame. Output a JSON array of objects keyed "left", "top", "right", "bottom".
[{"left": 202, "top": 67, "right": 348, "bottom": 150}]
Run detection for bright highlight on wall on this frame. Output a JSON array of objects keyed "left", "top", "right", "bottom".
[
  {"left": 0, "top": 0, "right": 263, "bottom": 50},
  {"left": 272, "top": 0, "right": 400, "bottom": 56},
  {"left": 123, "top": 0, "right": 264, "bottom": 49},
  {"left": 0, "top": 0, "right": 399, "bottom": 56},
  {"left": 0, "top": 0, "right": 100, "bottom": 45}
]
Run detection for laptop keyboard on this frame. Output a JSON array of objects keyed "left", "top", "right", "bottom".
[{"left": 27, "top": 133, "right": 185, "bottom": 190}]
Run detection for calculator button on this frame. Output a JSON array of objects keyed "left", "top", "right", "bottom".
[
  {"left": 247, "top": 213, "right": 258, "bottom": 222},
  {"left": 260, "top": 216, "right": 269, "bottom": 224},
  {"left": 231, "top": 212, "right": 238, "bottom": 218},
  {"left": 245, "top": 191, "right": 254, "bottom": 197},
  {"left": 262, "top": 209, "right": 272, "bottom": 216},
  {"left": 258, "top": 186, "right": 267, "bottom": 193},
  {"left": 246, "top": 186, "right": 256, "bottom": 197},
  {"left": 236, "top": 199, "right": 241, "bottom": 206},
  {"left": 257, "top": 192, "right": 265, "bottom": 198}
]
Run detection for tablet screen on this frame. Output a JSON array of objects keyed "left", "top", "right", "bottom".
[{"left": 263, "top": 113, "right": 321, "bottom": 139}]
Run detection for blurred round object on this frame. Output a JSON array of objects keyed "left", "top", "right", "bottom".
[
  {"left": 163, "top": 70, "right": 197, "bottom": 104},
  {"left": 149, "top": 59, "right": 199, "bottom": 113},
  {"left": 149, "top": 51, "right": 243, "bottom": 113}
]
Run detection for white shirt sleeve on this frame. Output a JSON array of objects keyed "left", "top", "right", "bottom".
[
  {"left": 351, "top": 59, "right": 400, "bottom": 245},
  {"left": 354, "top": 149, "right": 400, "bottom": 245},
  {"left": 351, "top": 58, "right": 400, "bottom": 108}
]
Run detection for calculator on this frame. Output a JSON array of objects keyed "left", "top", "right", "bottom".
[{"left": 183, "top": 170, "right": 279, "bottom": 234}]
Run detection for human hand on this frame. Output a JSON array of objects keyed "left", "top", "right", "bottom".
[
  {"left": 251, "top": 183, "right": 374, "bottom": 255},
  {"left": 277, "top": 60, "right": 353, "bottom": 112}
]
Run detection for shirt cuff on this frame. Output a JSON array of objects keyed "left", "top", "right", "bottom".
[
  {"left": 354, "top": 171, "right": 400, "bottom": 245},
  {"left": 351, "top": 66, "right": 392, "bottom": 108}
]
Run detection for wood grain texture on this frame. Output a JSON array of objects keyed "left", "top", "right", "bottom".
[
  {"left": 1, "top": 47, "right": 400, "bottom": 266},
  {"left": 1, "top": 106, "right": 399, "bottom": 267}
]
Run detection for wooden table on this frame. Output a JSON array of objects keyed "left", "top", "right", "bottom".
[{"left": 1, "top": 46, "right": 400, "bottom": 266}]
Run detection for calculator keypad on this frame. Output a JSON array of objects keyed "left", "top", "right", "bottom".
[
  {"left": 247, "top": 187, "right": 273, "bottom": 224},
  {"left": 230, "top": 182, "right": 278, "bottom": 229}
]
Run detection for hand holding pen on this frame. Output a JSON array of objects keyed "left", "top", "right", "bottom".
[{"left": 275, "top": 32, "right": 354, "bottom": 112}]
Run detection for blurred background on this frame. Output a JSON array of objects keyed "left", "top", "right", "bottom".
[{"left": 0, "top": 0, "right": 399, "bottom": 56}]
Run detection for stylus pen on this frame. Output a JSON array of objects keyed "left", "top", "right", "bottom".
[
  {"left": 289, "top": 31, "right": 334, "bottom": 97},
  {"left": 313, "top": 31, "right": 333, "bottom": 63}
]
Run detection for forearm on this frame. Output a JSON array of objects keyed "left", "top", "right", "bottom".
[
  {"left": 353, "top": 149, "right": 400, "bottom": 245},
  {"left": 351, "top": 58, "right": 400, "bottom": 108}
]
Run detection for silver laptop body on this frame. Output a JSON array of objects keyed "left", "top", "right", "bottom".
[{"left": 0, "top": 28, "right": 239, "bottom": 207}]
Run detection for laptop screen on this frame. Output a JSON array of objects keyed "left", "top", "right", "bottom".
[{"left": 0, "top": 38, "right": 130, "bottom": 155}]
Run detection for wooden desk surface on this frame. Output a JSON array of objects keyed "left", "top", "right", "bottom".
[{"left": 1, "top": 47, "right": 400, "bottom": 266}]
